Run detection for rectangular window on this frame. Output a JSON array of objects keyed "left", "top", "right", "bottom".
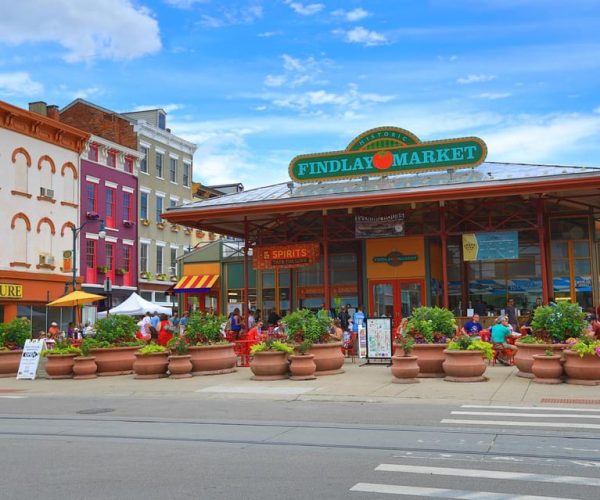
[
  {"left": 86, "top": 240, "right": 96, "bottom": 268},
  {"left": 123, "top": 246, "right": 130, "bottom": 272},
  {"left": 107, "top": 150, "right": 116, "bottom": 168},
  {"left": 156, "top": 152, "right": 163, "bottom": 178},
  {"left": 141, "top": 192, "right": 148, "bottom": 220},
  {"left": 183, "top": 163, "right": 190, "bottom": 187},
  {"left": 105, "top": 187, "right": 116, "bottom": 227},
  {"left": 170, "top": 247, "right": 177, "bottom": 274},
  {"left": 140, "top": 243, "right": 148, "bottom": 272},
  {"left": 86, "top": 183, "right": 97, "bottom": 212},
  {"left": 156, "top": 246, "right": 163, "bottom": 274},
  {"left": 156, "top": 196, "right": 163, "bottom": 223},
  {"left": 125, "top": 157, "right": 134, "bottom": 173},
  {"left": 88, "top": 145, "right": 98, "bottom": 162},
  {"left": 170, "top": 198, "right": 177, "bottom": 209},
  {"left": 106, "top": 243, "right": 114, "bottom": 271},
  {"left": 169, "top": 157, "right": 177, "bottom": 183},
  {"left": 123, "top": 192, "right": 131, "bottom": 221},
  {"left": 140, "top": 146, "right": 148, "bottom": 173},
  {"left": 158, "top": 112, "right": 166, "bottom": 130}
]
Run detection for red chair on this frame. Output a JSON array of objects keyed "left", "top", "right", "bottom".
[
  {"left": 491, "top": 343, "right": 515, "bottom": 366},
  {"left": 480, "top": 330, "right": 491, "bottom": 342},
  {"left": 341, "top": 333, "right": 357, "bottom": 363}
]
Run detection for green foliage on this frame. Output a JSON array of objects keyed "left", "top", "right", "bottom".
[
  {"left": 517, "top": 335, "right": 545, "bottom": 344},
  {"left": 570, "top": 338, "right": 600, "bottom": 358},
  {"left": 530, "top": 302, "right": 587, "bottom": 342},
  {"left": 80, "top": 339, "right": 92, "bottom": 357},
  {"left": 251, "top": 339, "right": 294, "bottom": 355},
  {"left": 0, "top": 317, "right": 32, "bottom": 349},
  {"left": 185, "top": 312, "right": 226, "bottom": 344},
  {"left": 94, "top": 315, "right": 138, "bottom": 345},
  {"left": 544, "top": 349, "right": 555, "bottom": 357},
  {"left": 297, "top": 339, "right": 312, "bottom": 355},
  {"left": 167, "top": 336, "right": 189, "bottom": 355},
  {"left": 282, "top": 309, "right": 331, "bottom": 344},
  {"left": 447, "top": 336, "right": 493, "bottom": 361},
  {"left": 82, "top": 338, "right": 111, "bottom": 349},
  {"left": 406, "top": 306, "right": 456, "bottom": 343},
  {"left": 138, "top": 343, "right": 167, "bottom": 355},
  {"left": 282, "top": 309, "right": 313, "bottom": 336},
  {"left": 397, "top": 335, "right": 415, "bottom": 356},
  {"left": 43, "top": 345, "right": 81, "bottom": 356}
]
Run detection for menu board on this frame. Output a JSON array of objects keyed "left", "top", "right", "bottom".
[{"left": 365, "top": 317, "right": 393, "bottom": 360}]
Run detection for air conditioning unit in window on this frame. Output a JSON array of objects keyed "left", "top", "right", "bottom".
[
  {"left": 40, "top": 187, "right": 54, "bottom": 198},
  {"left": 39, "top": 254, "right": 55, "bottom": 265}
]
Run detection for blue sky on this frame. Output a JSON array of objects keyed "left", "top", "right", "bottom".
[{"left": 1, "top": 0, "right": 599, "bottom": 188}]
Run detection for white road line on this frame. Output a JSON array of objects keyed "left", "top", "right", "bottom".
[
  {"left": 442, "top": 418, "right": 600, "bottom": 430},
  {"left": 452, "top": 411, "right": 600, "bottom": 419},
  {"left": 0, "top": 396, "right": 27, "bottom": 399},
  {"left": 462, "top": 405, "right": 600, "bottom": 413},
  {"left": 375, "top": 464, "right": 600, "bottom": 487},
  {"left": 349, "top": 483, "right": 574, "bottom": 499}
]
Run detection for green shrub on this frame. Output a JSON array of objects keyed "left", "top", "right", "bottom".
[
  {"left": 0, "top": 317, "right": 32, "bottom": 349},
  {"left": 138, "top": 343, "right": 167, "bottom": 355},
  {"left": 406, "top": 306, "right": 455, "bottom": 343},
  {"left": 282, "top": 309, "right": 330, "bottom": 344},
  {"left": 517, "top": 335, "right": 545, "bottom": 344},
  {"left": 167, "top": 336, "right": 189, "bottom": 355},
  {"left": 94, "top": 315, "right": 138, "bottom": 345},
  {"left": 447, "top": 336, "right": 493, "bottom": 361},
  {"left": 43, "top": 345, "right": 81, "bottom": 356},
  {"left": 530, "top": 302, "right": 587, "bottom": 342},
  {"left": 570, "top": 338, "right": 600, "bottom": 358},
  {"left": 251, "top": 340, "right": 294, "bottom": 355},
  {"left": 185, "top": 312, "right": 226, "bottom": 344}
]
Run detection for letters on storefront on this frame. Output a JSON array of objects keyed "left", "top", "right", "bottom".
[
  {"left": 253, "top": 243, "right": 320, "bottom": 270},
  {"left": 0, "top": 284, "right": 23, "bottom": 299}
]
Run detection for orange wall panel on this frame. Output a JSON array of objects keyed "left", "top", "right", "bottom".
[
  {"left": 183, "top": 263, "right": 220, "bottom": 275},
  {"left": 366, "top": 236, "right": 425, "bottom": 279}
]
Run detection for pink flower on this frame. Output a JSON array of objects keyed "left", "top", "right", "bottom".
[{"left": 595, "top": 347, "right": 600, "bottom": 358}]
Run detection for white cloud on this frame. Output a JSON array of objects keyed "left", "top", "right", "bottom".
[
  {"left": 457, "top": 74, "right": 497, "bottom": 84},
  {"left": 334, "top": 27, "right": 387, "bottom": 46},
  {"left": 0, "top": 1, "right": 161, "bottom": 62},
  {"left": 0, "top": 72, "right": 43, "bottom": 96},
  {"left": 594, "top": 106, "right": 600, "bottom": 114},
  {"left": 132, "top": 104, "right": 183, "bottom": 113},
  {"left": 165, "top": 0, "right": 209, "bottom": 7},
  {"left": 285, "top": 1, "right": 324, "bottom": 16},
  {"left": 198, "top": 5, "right": 263, "bottom": 28},
  {"left": 264, "top": 74, "right": 287, "bottom": 87},
  {"left": 263, "top": 53, "right": 331, "bottom": 89},
  {"left": 331, "top": 8, "right": 369, "bottom": 22},
  {"left": 71, "top": 87, "right": 103, "bottom": 99},
  {"left": 475, "top": 92, "right": 512, "bottom": 100},
  {"left": 258, "top": 31, "right": 281, "bottom": 38}
]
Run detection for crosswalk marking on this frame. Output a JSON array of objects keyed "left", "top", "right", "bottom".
[
  {"left": 374, "top": 464, "right": 600, "bottom": 487},
  {"left": 461, "top": 405, "right": 600, "bottom": 413},
  {"left": 441, "top": 418, "right": 600, "bottom": 430},
  {"left": 349, "top": 483, "right": 575, "bottom": 499},
  {"left": 452, "top": 410, "right": 600, "bottom": 419}
]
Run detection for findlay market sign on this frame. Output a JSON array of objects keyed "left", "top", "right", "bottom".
[{"left": 289, "top": 126, "right": 487, "bottom": 183}]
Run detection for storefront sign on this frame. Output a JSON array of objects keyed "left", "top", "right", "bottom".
[
  {"left": 16, "top": 339, "right": 46, "bottom": 380},
  {"left": 289, "top": 126, "right": 487, "bottom": 183},
  {"left": 462, "top": 231, "right": 519, "bottom": 261},
  {"left": 356, "top": 213, "right": 405, "bottom": 239},
  {"left": 372, "top": 251, "right": 417, "bottom": 267},
  {"left": 0, "top": 283, "right": 23, "bottom": 299},
  {"left": 253, "top": 243, "right": 320, "bottom": 270},
  {"left": 297, "top": 285, "right": 358, "bottom": 298},
  {"left": 365, "top": 317, "right": 393, "bottom": 360}
]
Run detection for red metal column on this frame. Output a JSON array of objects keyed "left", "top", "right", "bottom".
[
  {"left": 244, "top": 217, "right": 249, "bottom": 316},
  {"left": 536, "top": 199, "right": 549, "bottom": 303},
  {"left": 440, "top": 206, "right": 449, "bottom": 309},
  {"left": 323, "top": 212, "right": 330, "bottom": 309}
]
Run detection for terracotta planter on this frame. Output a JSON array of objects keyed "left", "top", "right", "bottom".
[
  {"left": 73, "top": 356, "right": 97, "bottom": 380},
  {"left": 189, "top": 344, "right": 237, "bottom": 375},
  {"left": 250, "top": 350, "right": 289, "bottom": 380},
  {"left": 391, "top": 354, "right": 420, "bottom": 384},
  {"left": 564, "top": 350, "right": 600, "bottom": 386},
  {"left": 531, "top": 354, "right": 563, "bottom": 384},
  {"left": 168, "top": 354, "right": 193, "bottom": 379},
  {"left": 443, "top": 350, "right": 487, "bottom": 382},
  {"left": 90, "top": 346, "right": 139, "bottom": 376},
  {"left": 289, "top": 354, "right": 316, "bottom": 380},
  {"left": 514, "top": 342, "right": 566, "bottom": 378},
  {"left": 45, "top": 354, "right": 78, "bottom": 379},
  {"left": 309, "top": 342, "right": 345, "bottom": 375},
  {"left": 412, "top": 343, "right": 448, "bottom": 378},
  {"left": 133, "top": 352, "right": 169, "bottom": 379},
  {"left": 0, "top": 350, "right": 22, "bottom": 378}
]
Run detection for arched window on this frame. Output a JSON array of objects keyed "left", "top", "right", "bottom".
[
  {"left": 36, "top": 217, "right": 55, "bottom": 262},
  {"left": 37, "top": 155, "right": 56, "bottom": 194},
  {"left": 61, "top": 162, "right": 78, "bottom": 205},
  {"left": 12, "top": 147, "right": 31, "bottom": 193},
  {"left": 10, "top": 213, "right": 30, "bottom": 264}
]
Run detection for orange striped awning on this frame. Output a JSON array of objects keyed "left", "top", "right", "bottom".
[{"left": 173, "top": 275, "right": 219, "bottom": 293}]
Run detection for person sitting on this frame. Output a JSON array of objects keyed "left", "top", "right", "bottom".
[
  {"left": 461, "top": 313, "right": 483, "bottom": 339},
  {"left": 246, "top": 320, "right": 264, "bottom": 343},
  {"left": 330, "top": 318, "right": 344, "bottom": 341},
  {"left": 490, "top": 316, "right": 516, "bottom": 365},
  {"left": 47, "top": 322, "right": 60, "bottom": 340},
  {"left": 229, "top": 307, "right": 244, "bottom": 339}
]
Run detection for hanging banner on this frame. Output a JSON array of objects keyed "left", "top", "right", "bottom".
[
  {"left": 253, "top": 243, "right": 320, "bottom": 270},
  {"left": 462, "top": 231, "right": 519, "bottom": 261},
  {"left": 356, "top": 213, "right": 405, "bottom": 239}
]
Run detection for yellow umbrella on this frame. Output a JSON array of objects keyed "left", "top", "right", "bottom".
[{"left": 47, "top": 290, "right": 106, "bottom": 307}]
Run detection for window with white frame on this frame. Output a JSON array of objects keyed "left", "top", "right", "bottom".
[
  {"left": 156, "top": 246, "right": 164, "bottom": 274},
  {"left": 169, "top": 157, "right": 177, "bottom": 183},
  {"left": 156, "top": 195, "right": 164, "bottom": 223},
  {"left": 156, "top": 152, "right": 163, "bottom": 178},
  {"left": 140, "top": 146, "right": 148, "bottom": 173},
  {"left": 141, "top": 192, "right": 148, "bottom": 220},
  {"left": 183, "top": 162, "right": 190, "bottom": 186},
  {"left": 170, "top": 247, "right": 177, "bottom": 274},
  {"left": 140, "top": 243, "right": 148, "bottom": 272}
]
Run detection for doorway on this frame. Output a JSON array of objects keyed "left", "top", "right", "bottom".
[{"left": 369, "top": 279, "right": 425, "bottom": 332}]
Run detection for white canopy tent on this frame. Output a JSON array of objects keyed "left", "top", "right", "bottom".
[{"left": 97, "top": 292, "right": 172, "bottom": 318}]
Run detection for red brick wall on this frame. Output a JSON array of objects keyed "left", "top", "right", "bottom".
[{"left": 60, "top": 101, "right": 137, "bottom": 150}]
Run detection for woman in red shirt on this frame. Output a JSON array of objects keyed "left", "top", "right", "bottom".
[
  {"left": 157, "top": 314, "right": 174, "bottom": 347},
  {"left": 246, "top": 320, "right": 264, "bottom": 343}
]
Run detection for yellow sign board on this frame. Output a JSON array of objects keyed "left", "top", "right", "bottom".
[{"left": 0, "top": 284, "right": 23, "bottom": 299}]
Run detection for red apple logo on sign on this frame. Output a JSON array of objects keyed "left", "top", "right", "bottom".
[{"left": 372, "top": 150, "right": 393, "bottom": 170}]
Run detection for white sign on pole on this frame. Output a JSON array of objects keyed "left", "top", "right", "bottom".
[
  {"left": 365, "top": 317, "right": 393, "bottom": 359},
  {"left": 16, "top": 339, "right": 46, "bottom": 380}
]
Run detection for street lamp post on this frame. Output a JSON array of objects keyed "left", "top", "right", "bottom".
[{"left": 71, "top": 219, "right": 106, "bottom": 292}]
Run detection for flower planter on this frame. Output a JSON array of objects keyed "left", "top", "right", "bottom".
[
  {"left": 412, "top": 344, "right": 448, "bottom": 378},
  {"left": 90, "top": 346, "right": 139, "bottom": 376},
  {"left": 73, "top": 356, "right": 97, "bottom": 380},
  {"left": 443, "top": 350, "right": 487, "bottom": 382},
  {"left": 168, "top": 354, "right": 193, "bottom": 379},
  {"left": 514, "top": 342, "right": 566, "bottom": 378},
  {"left": 250, "top": 350, "right": 289, "bottom": 380},
  {"left": 289, "top": 354, "right": 316, "bottom": 380},
  {"left": 0, "top": 350, "right": 22, "bottom": 378},
  {"left": 133, "top": 352, "right": 169, "bottom": 379},
  {"left": 309, "top": 342, "right": 344, "bottom": 375},
  {"left": 189, "top": 344, "right": 237, "bottom": 375},
  {"left": 391, "top": 354, "right": 420, "bottom": 384},
  {"left": 531, "top": 354, "right": 563, "bottom": 384},
  {"left": 45, "top": 353, "right": 78, "bottom": 379},
  {"left": 564, "top": 350, "right": 600, "bottom": 386}
]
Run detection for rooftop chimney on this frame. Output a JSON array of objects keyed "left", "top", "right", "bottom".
[
  {"left": 29, "top": 101, "right": 47, "bottom": 116},
  {"left": 46, "top": 105, "right": 60, "bottom": 121}
]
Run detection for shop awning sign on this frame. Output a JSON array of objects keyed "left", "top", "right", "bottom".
[
  {"left": 289, "top": 126, "right": 487, "bottom": 183},
  {"left": 0, "top": 283, "right": 23, "bottom": 299},
  {"left": 253, "top": 242, "right": 320, "bottom": 270}
]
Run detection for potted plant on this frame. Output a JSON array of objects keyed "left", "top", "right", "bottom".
[
  {"left": 250, "top": 339, "right": 293, "bottom": 380},
  {"left": 156, "top": 273, "right": 167, "bottom": 281},
  {"left": 73, "top": 339, "right": 97, "bottom": 379},
  {"left": 515, "top": 302, "right": 586, "bottom": 378},
  {"left": 443, "top": 335, "right": 492, "bottom": 382},
  {"left": 185, "top": 312, "right": 236, "bottom": 375},
  {"left": 391, "top": 336, "right": 420, "bottom": 384},
  {"left": 170, "top": 224, "right": 179, "bottom": 232},
  {"left": 563, "top": 338, "right": 600, "bottom": 385},
  {"left": 141, "top": 218, "right": 150, "bottom": 226},
  {"left": 167, "top": 336, "right": 192, "bottom": 378},
  {"left": 115, "top": 267, "right": 127, "bottom": 276},
  {"left": 404, "top": 306, "right": 454, "bottom": 378},
  {"left": 140, "top": 271, "right": 153, "bottom": 280},
  {"left": 97, "top": 265, "right": 109, "bottom": 274},
  {"left": 289, "top": 340, "right": 317, "bottom": 380},
  {"left": 88, "top": 315, "right": 144, "bottom": 376},
  {"left": 43, "top": 342, "right": 81, "bottom": 379},
  {"left": 532, "top": 349, "right": 564, "bottom": 384},
  {"left": 157, "top": 221, "right": 165, "bottom": 229},
  {"left": 0, "top": 317, "right": 31, "bottom": 377},
  {"left": 184, "top": 228, "right": 192, "bottom": 235},
  {"left": 133, "top": 343, "right": 169, "bottom": 379},
  {"left": 122, "top": 219, "right": 134, "bottom": 228}
]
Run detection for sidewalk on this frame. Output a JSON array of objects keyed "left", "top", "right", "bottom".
[{"left": 2, "top": 360, "right": 598, "bottom": 406}]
